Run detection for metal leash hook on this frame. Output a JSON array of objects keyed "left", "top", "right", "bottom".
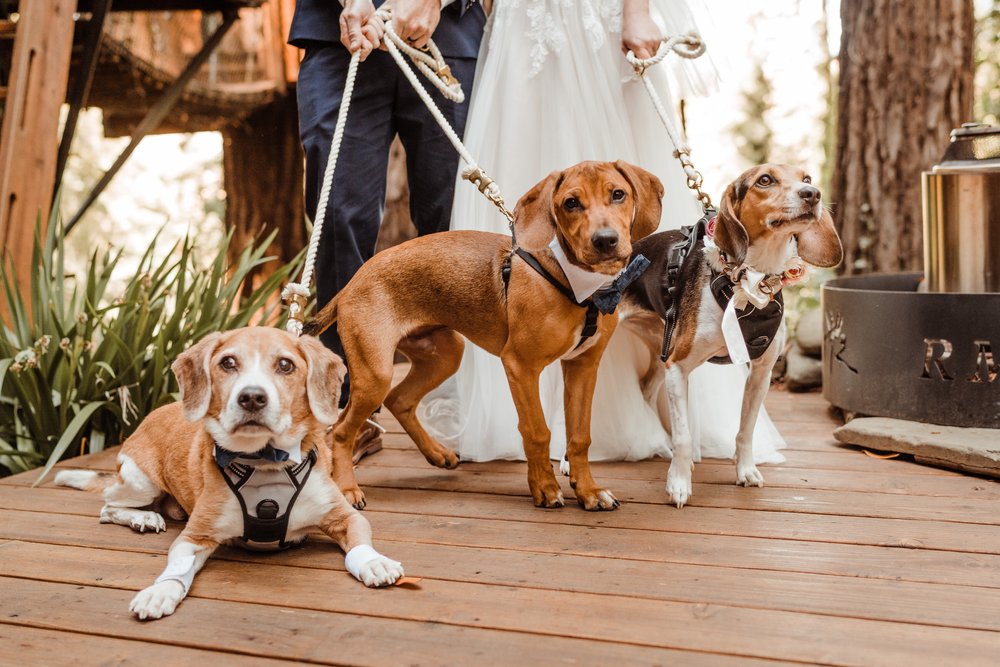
[{"left": 626, "top": 31, "right": 714, "bottom": 213}]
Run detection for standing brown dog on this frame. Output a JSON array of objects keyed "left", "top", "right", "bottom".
[{"left": 306, "top": 161, "right": 663, "bottom": 511}]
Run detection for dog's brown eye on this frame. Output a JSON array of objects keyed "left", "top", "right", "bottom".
[
  {"left": 756, "top": 174, "right": 774, "bottom": 187},
  {"left": 611, "top": 189, "right": 626, "bottom": 202},
  {"left": 802, "top": 175, "right": 812, "bottom": 184},
  {"left": 277, "top": 358, "right": 295, "bottom": 374},
  {"left": 563, "top": 197, "right": 581, "bottom": 211},
  {"left": 220, "top": 356, "right": 238, "bottom": 372}
]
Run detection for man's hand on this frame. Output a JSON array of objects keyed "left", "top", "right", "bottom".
[
  {"left": 621, "top": 0, "right": 662, "bottom": 60},
  {"left": 340, "top": 0, "right": 384, "bottom": 60},
  {"left": 392, "top": 0, "right": 442, "bottom": 50}
]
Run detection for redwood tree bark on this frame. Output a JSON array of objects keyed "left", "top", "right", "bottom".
[
  {"left": 222, "top": 93, "right": 305, "bottom": 294},
  {"left": 833, "top": 0, "right": 975, "bottom": 273}
]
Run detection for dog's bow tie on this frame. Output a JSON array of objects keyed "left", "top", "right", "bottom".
[
  {"left": 214, "top": 442, "right": 290, "bottom": 469},
  {"left": 590, "top": 254, "right": 651, "bottom": 315}
]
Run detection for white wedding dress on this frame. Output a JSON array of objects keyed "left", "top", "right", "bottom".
[{"left": 418, "top": 0, "right": 786, "bottom": 465}]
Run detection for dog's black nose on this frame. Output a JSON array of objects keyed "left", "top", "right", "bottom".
[
  {"left": 591, "top": 229, "right": 619, "bottom": 254},
  {"left": 798, "top": 185, "right": 821, "bottom": 205},
  {"left": 238, "top": 387, "right": 268, "bottom": 411}
]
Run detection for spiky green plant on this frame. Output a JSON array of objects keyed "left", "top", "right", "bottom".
[{"left": 0, "top": 212, "right": 303, "bottom": 482}]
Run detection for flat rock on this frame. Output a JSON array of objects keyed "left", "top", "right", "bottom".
[
  {"left": 834, "top": 417, "right": 1000, "bottom": 479},
  {"left": 785, "top": 343, "right": 822, "bottom": 392},
  {"left": 795, "top": 307, "right": 823, "bottom": 357}
]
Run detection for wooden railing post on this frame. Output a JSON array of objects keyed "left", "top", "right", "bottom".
[{"left": 0, "top": 0, "right": 76, "bottom": 317}]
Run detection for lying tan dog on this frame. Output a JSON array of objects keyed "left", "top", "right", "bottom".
[
  {"left": 621, "top": 164, "right": 843, "bottom": 507},
  {"left": 306, "top": 161, "right": 663, "bottom": 511},
  {"left": 56, "top": 327, "right": 403, "bottom": 620}
]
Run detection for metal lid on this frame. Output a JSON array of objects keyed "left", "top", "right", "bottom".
[{"left": 936, "top": 123, "right": 1000, "bottom": 168}]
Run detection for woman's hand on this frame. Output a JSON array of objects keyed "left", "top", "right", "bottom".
[
  {"left": 340, "top": 0, "right": 382, "bottom": 60},
  {"left": 621, "top": 0, "right": 662, "bottom": 60}
]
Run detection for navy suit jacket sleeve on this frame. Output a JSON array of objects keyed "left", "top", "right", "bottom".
[{"left": 289, "top": 0, "right": 485, "bottom": 59}]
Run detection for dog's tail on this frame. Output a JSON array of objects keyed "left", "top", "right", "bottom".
[
  {"left": 54, "top": 469, "right": 116, "bottom": 493},
  {"left": 302, "top": 294, "right": 339, "bottom": 337}
]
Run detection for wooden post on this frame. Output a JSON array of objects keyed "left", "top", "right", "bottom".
[{"left": 0, "top": 0, "right": 76, "bottom": 315}]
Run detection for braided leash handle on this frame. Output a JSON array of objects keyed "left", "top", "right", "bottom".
[
  {"left": 625, "top": 32, "right": 713, "bottom": 211},
  {"left": 283, "top": 12, "right": 473, "bottom": 335}
]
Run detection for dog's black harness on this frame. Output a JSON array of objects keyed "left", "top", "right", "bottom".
[
  {"left": 501, "top": 246, "right": 650, "bottom": 351},
  {"left": 214, "top": 444, "right": 317, "bottom": 550},
  {"left": 659, "top": 210, "right": 784, "bottom": 364}
]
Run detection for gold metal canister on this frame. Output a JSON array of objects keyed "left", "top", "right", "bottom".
[{"left": 922, "top": 124, "right": 1000, "bottom": 293}]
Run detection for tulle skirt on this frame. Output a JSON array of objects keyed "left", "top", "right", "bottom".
[{"left": 417, "top": 0, "right": 786, "bottom": 464}]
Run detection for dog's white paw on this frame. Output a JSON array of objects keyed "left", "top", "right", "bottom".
[
  {"left": 129, "top": 511, "right": 166, "bottom": 534},
  {"left": 736, "top": 463, "right": 765, "bottom": 488},
  {"left": 559, "top": 457, "right": 570, "bottom": 476},
  {"left": 665, "top": 467, "right": 693, "bottom": 509},
  {"left": 129, "top": 581, "right": 184, "bottom": 620},
  {"left": 359, "top": 556, "right": 404, "bottom": 588}
]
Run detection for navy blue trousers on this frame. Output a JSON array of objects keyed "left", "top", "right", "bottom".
[{"left": 297, "top": 44, "right": 476, "bottom": 406}]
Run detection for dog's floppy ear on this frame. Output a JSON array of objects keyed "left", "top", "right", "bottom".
[
  {"left": 797, "top": 207, "right": 843, "bottom": 268},
  {"left": 171, "top": 332, "right": 223, "bottom": 422},
  {"left": 512, "top": 170, "right": 561, "bottom": 250},
  {"left": 297, "top": 334, "right": 347, "bottom": 426},
  {"left": 614, "top": 160, "right": 664, "bottom": 241},
  {"left": 713, "top": 181, "right": 749, "bottom": 265}
]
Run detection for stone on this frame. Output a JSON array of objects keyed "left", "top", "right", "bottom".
[
  {"left": 785, "top": 343, "right": 822, "bottom": 392},
  {"left": 834, "top": 417, "right": 1000, "bottom": 479},
  {"left": 795, "top": 307, "right": 823, "bottom": 357}
]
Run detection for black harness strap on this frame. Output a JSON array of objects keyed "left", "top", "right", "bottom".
[
  {"left": 656, "top": 206, "right": 785, "bottom": 365},
  {"left": 502, "top": 247, "right": 600, "bottom": 350},
  {"left": 659, "top": 211, "right": 714, "bottom": 362},
  {"left": 218, "top": 447, "right": 317, "bottom": 549}
]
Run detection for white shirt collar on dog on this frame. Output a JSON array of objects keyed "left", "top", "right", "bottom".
[{"left": 548, "top": 238, "right": 618, "bottom": 302}]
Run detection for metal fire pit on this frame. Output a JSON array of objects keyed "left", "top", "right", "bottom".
[
  {"left": 823, "top": 123, "right": 1000, "bottom": 429},
  {"left": 822, "top": 273, "right": 1000, "bottom": 428}
]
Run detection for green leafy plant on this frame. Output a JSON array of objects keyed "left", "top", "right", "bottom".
[{"left": 0, "top": 212, "right": 303, "bottom": 482}]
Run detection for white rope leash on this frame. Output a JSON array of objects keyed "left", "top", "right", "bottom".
[
  {"left": 626, "top": 32, "right": 713, "bottom": 210},
  {"left": 284, "top": 11, "right": 494, "bottom": 335},
  {"left": 378, "top": 10, "right": 513, "bottom": 221},
  {"left": 283, "top": 50, "right": 362, "bottom": 335}
]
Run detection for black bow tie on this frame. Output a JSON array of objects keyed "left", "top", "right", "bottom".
[
  {"left": 214, "top": 442, "right": 290, "bottom": 469},
  {"left": 590, "top": 254, "right": 651, "bottom": 315}
]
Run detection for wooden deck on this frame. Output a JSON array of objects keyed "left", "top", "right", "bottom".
[{"left": 3, "top": 382, "right": 1000, "bottom": 666}]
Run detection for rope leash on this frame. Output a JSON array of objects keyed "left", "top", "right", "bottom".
[
  {"left": 283, "top": 9, "right": 515, "bottom": 335},
  {"left": 626, "top": 32, "right": 713, "bottom": 211}
]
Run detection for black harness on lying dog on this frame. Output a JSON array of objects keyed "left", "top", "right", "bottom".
[
  {"left": 501, "top": 246, "right": 651, "bottom": 351},
  {"left": 214, "top": 444, "right": 317, "bottom": 550},
  {"left": 659, "top": 211, "right": 784, "bottom": 364}
]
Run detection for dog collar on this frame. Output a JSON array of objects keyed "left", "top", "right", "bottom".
[
  {"left": 213, "top": 440, "right": 302, "bottom": 469},
  {"left": 547, "top": 238, "right": 617, "bottom": 302}
]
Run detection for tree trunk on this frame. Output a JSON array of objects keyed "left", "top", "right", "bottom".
[
  {"left": 376, "top": 137, "right": 417, "bottom": 253},
  {"left": 833, "top": 0, "right": 975, "bottom": 274},
  {"left": 222, "top": 93, "right": 305, "bottom": 296}
]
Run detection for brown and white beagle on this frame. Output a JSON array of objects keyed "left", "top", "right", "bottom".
[
  {"left": 56, "top": 327, "right": 403, "bottom": 620},
  {"left": 621, "top": 164, "right": 843, "bottom": 507},
  {"left": 305, "top": 161, "right": 663, "bottom": 512}
]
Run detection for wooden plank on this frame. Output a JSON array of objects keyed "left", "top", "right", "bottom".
[
  {"left": 6, "top": 481, "right": 999, "bottom": 556},
  {"left": 6, "top": 455, "right": 998, "bottom": 526},
  {"left": 353, "top": 464, "right": 1000, "bottom": 524},
  {"left": 0, "top": 576, "right": 776, "bottom": 667},
  {"left": 7, "top": 525, "right": 1000, "bottom": 635},
  {"left": 0, "top": 0, "right": 75, "bottom": 319},
  {"left": 0, "top": 623, "right": 298, "bottom": 667},
  {"left": 2, "top": 549, "right": 998, "bottom": 666},
  {"left": 1, "top": 505, "right": 997, "bottom": 589},
  {"left": 364, "top": 448, "right": 1000, "bottom": 500}
]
